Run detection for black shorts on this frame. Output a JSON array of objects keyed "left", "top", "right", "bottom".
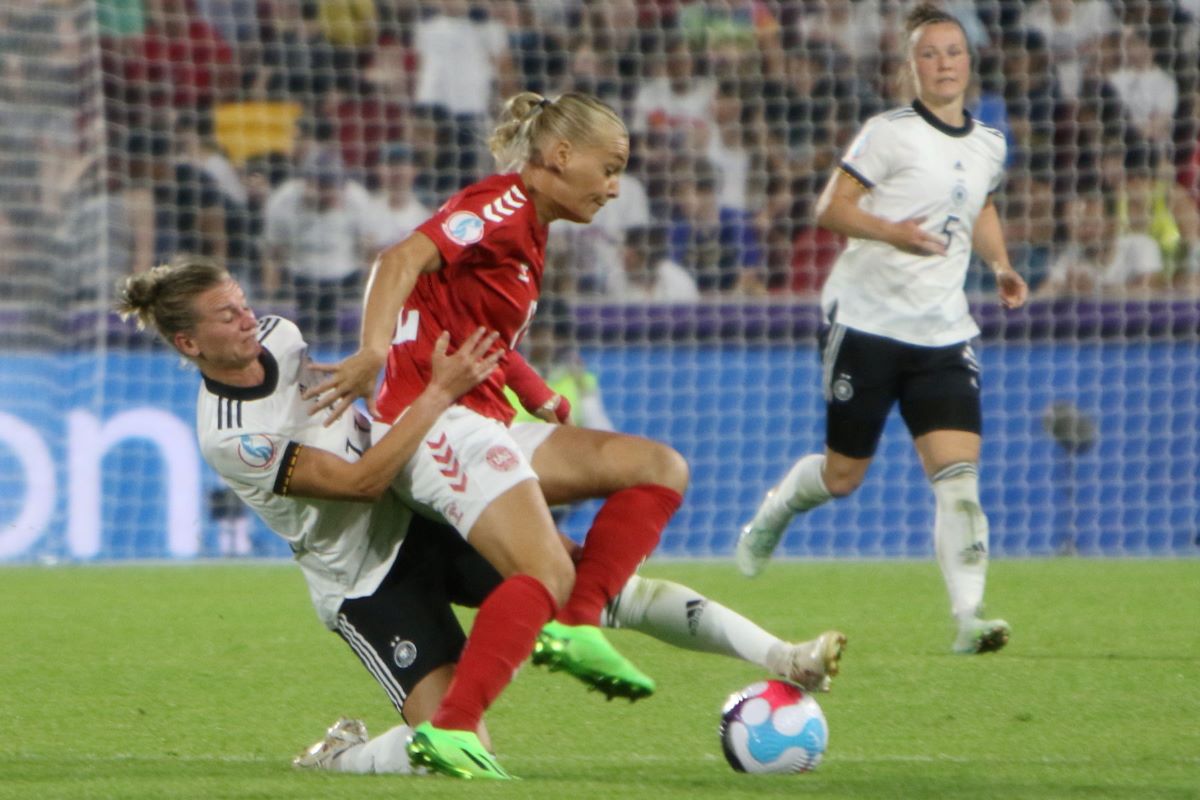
[
  {"left": 819, "top": 323, "right": 982, "bottom": 459},
  {"left": 334, "top": 515, "right": 502, "bottom": 715}
]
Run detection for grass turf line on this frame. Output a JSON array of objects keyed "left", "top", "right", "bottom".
[{"left": 0, "top": 560, "right": 1196, "bottom": 799}]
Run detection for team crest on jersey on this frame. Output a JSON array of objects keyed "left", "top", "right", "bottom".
[
  {"left": 237, "top": 434, "right": 277, "bottom": 469},
  {"left": 444, "top": 501, "right": 463, "bottom": 527},
  {"left": 442, "top": 211, "right": 485, "bottom": 245},
  {"left": 390, "top": 636, "right": 418, "bottom": 669},
  {"left": 486, "top": 445, "right": 519, "bottom": 472},
  {"left": 951, "top": 182, "right": 968, "bottom": 208}
]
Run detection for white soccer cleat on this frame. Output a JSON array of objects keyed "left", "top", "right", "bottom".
[
  {"left": 293, "top": 717, "right": 369, "bottom": 769},
  {"left": 774, "top": 631, "right": 847, "bottom": 692},
  {"left": 735, "top": 489, "right": 790, "bottom": 577},
  {"left": 953, "top": 618, "right": 1011, "bottom": 655}
]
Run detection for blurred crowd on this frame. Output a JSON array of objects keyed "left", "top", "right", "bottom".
[{"left": 3, "top": 0, "right": 1200, "bottom": 345}]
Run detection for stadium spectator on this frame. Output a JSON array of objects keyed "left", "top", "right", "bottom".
[
  {"left": 1105, "top": 26, "right": 1179, "bottom": 149},
  {"left": 999, "top": 28, "right": 1064, "bottom": 155},
  {"left": 306, "top": 91, "right": 689, "bottom": 779},
  {"left": 1023, "top": 0, "right": 1119, "bottom": 102},
  {"left": 242, "top": 0, "right": 338, "bottom": 101},
  {"left": 737, "top": 4, "right": 1028, "bottom": 655},
  {"left": 262, "top": 146, "right": 375, "bottom": 344},
  {"left": 412, "top": 0, "right": 515, "bottom": 189},
  {"left": 122, "top": 0, "right": 238, "bottom": 111},
  {"left": 611, "top": 223, "right": 700, "bottom": 302},
  {"left": 631, "top": 33, "right": 716, "bottom": 151},
  {"left": 667, "top": 157, "right": 766, "bottom": 294},
  {"left": 1101, "top": 141, "right": 1200, "bottom": 283},
  {"left": 1037, "top": 190, "right": 1165, "bottom": 296},
  {"left": 366, "top": 142, "right": 431, "bottom": 250}
]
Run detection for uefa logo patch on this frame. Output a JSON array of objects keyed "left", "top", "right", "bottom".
[
  {"left": 442, "top": 211, "right": 485, "bottom": 245},
  {"left": 236, "top": 434, "right": 277, "bottom": 469},
  {"left": 391, "top": 637, "right": 417, "bottom": 669},
  {"left": 486, "top": 445, "right": 519, "bottom": 472}
]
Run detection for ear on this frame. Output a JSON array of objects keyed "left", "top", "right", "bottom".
[
  {"left": 548, "top": 138, "right": 572, "bottom": 172},
  {"left": 174, "top": 330, "right": 200, "bottom": 359}
]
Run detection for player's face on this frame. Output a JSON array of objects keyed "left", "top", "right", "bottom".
[
  {"left": 910, "top": 22, "right": 970, "bottom": 105},
  {"left": 180, "top": 280, "right": 261, "bottom": 370},
  {"left": 556, "top": 128, "right": 629, "bottom": 223}
]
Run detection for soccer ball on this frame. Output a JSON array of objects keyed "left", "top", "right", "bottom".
[{"left": 719, "top": 679, "right": 828, "bottom": 774}]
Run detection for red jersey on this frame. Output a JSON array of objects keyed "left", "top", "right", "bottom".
[{"left": 377, "top": 173, "right": 548, "bottom": 425}]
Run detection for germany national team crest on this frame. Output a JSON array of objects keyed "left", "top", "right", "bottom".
[
  {"left": 486, "top": 445, "right": 519, "bottom": 472},
  {"left": 391, "top": 637, "right": 417, "bottom": 669}
]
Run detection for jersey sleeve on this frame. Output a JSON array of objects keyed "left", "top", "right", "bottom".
[
  {"left": 416, "top": 194, "right": 490, "bottom": 265},
  {"left": 203, "top": 432, "right": 304, "bottom": 496},
  {"left": 839, "top": 116, "right": 897, "bottom": 189}
]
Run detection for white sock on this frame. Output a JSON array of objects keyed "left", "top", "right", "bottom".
[
  {"left": 751, "top": 454, "right": 832, "bottom": 531},
  {"left": 603, "top": 575, "right": 783, "bottom": 668},
  {"left": 332, "top": 725, "right": 414, "bottom": 774},
  {"left": 931, "top": 462, "right": 989, "bottom": 623}
]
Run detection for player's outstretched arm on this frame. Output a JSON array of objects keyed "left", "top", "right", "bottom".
[
  {"left": 304, "top": 232, "right": 444, "bottom": 423},
  {"left": 505, "top": 350, "right": 571, "bottom": 424},
  {"left": 287, "top": 328, "right": 500, "bottom": 502}
]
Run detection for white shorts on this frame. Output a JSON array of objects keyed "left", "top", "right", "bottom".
[{"left": 371, "top": 406, "right": 546, "bottom": 539}]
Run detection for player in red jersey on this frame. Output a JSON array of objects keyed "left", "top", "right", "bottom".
[{"left": 309, "top": 92, "right": 689, "bottom": 779}]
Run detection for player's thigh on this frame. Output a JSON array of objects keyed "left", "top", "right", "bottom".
[
  {"left": 334, "top": 545, "right": 468, "bottom": 718},
  {"left": 374, "top": 406, "right": 539, "bottom": 538},
  {"left": 897, "top": 340, "right": 982, "bottom": 471},
  {"left": 820, "top": 324, "right": 903, "bottom": 460},
  {"left": 526, "top": 424, "right": 688, "bottom": 504},
  {"left": 466, "top": 477, "right": 574, "bottom": 603}
]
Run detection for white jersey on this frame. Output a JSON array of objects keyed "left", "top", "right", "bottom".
[
  {"left": 821, "top": 102, "right": 1007, "bottom": 347},
  {"left": 196, "top": 316, "right": 410, "bottom": 629}
]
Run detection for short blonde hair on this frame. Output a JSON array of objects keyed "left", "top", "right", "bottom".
[
  {"left": 487, "top": 91, "right": 626, "bottom": 173},
  {"left": 114, "top": 256, "right": 230, "bottom": 344}
]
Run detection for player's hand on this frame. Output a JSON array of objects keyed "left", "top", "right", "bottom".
[
  {"left": 303, "top": 349, "right": 387, "bottom": 426},
  {"left": 890, "top": 216, "right": 947, "bottom": 256},
  {"left": 995, "top": 267, "right": 1029, "bottom": 309},
  {"left": 429, "top": 328, "right": 502, "bottom": 401}
]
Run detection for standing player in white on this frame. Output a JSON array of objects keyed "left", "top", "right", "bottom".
[
  {"left": 737, "top": 3, "right": 1029, "bottom": 655},
  {"left": 116, "top": 257, "right": 845, "bottom": 777}
]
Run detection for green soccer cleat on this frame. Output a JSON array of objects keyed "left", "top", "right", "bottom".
[
  {"left": 953, "top": 617, "right": 1011, "bottom": 655},
  {"left": 405, "top": 722, "right": 513, "bottom": 780},
  {"left": 532, "top": 621, "right": 656, "bottom": 701}
]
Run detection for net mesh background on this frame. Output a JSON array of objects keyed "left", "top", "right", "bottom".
[{"left": 0, "top": 0, "right": 1197, "bottom": 560}]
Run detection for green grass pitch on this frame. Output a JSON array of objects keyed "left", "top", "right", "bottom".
[{"left": 1, "top": 559, "right": 1197, "bottom": 799}]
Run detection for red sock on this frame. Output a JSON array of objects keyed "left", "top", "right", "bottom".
[
  {"left": 557, "top": 484, "right": 682, "bottom": 626},
  {"left": 431, "top": 574, "right": 556, "bottom": 731}
]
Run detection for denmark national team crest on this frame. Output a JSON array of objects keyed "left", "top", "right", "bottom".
[
  {"left": 442, "top": 211, "right": 485, "bottom": 245},
  {"left": 486, "top": 445, "right": 519, "bottom": 472},
  {"left": 236, "top": 434, "right": 277, "bottom": 469}
]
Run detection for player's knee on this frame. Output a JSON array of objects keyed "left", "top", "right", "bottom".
[
  {"left": 822, "top": 467, "right": 864, "bottom": 498},
  {"left": 527, "top": 547, "right": 575, "bottom": 607},
  {"left": 634, "top": 441, "right": 689, "bottom": 493}
]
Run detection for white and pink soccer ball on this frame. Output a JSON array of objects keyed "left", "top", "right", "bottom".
[{"left": 719, "top": 679, "right": 828, "bottom": 774}]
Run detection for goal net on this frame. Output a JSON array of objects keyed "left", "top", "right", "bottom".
[{"left": 0, "top": 0, "right": 1196, "bottom": 561}]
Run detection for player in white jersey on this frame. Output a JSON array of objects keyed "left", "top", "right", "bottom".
[
  {"left": 116, "top": 256, "right": 845, "bottom": 775},
  {"left": 737, "top": 3, "right": 1029, "bottom": 655}
]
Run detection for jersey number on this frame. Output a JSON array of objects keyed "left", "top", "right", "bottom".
[
  {"left": 393, "top": 309, "right": 419, "bottom": 344},
  {"left": 393, "top": 303, "right": 538, "bottom": 351},
  {"left": 941, "top": 215, "right": 961, "bottom": 247}
]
